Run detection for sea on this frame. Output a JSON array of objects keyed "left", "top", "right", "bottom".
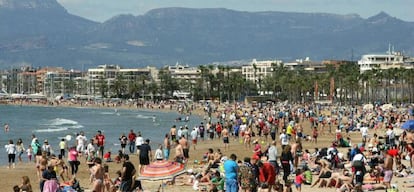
[{"left": 0, "top": 105, "right": 204, "bottom": 165}]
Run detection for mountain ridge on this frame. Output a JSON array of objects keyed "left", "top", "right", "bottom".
[{"left": 1, "top": 1, "right": 413, "bottom": 69}]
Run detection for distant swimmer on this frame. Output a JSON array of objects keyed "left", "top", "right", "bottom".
[{"left": 4, "top": 123, "right": 9, "bottom": 132}]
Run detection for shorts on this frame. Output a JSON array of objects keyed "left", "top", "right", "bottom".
[
  {"left": 192, "top": 139, "right": 197, "bottom": 144},
  {"left": 223, "top": 137, "right": 229, "bottom": 144},
  {"left": 139, "top": 156, "right": 150, "bottom": 165},
  {"left": 383, "top": 170, "right": 393, "bottom": 182},
  {"left": 295, "top": 183, "right": 301, "bottom": 188}
]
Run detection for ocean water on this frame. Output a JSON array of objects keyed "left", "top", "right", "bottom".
[{"left": 0, "top": 105, "right": 203, "bottom": 165}]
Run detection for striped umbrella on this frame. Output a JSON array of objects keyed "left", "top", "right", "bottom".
[{"left": 138, "top": 160, "right": 186, "bottom": 181}]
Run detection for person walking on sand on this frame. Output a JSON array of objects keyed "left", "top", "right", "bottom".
[
  {"left": 128, "top": 129, "right": 137, "bottom": 154},
  {"left": 139, "top": 139, "right": 152, "bottom": 173},
  {"left": 5, "top": 139, "right": 17, "bottom": 168},
  {"left": 95, "top": 130, "right": 105, "bottom": 158},
  {"left": 76, "top": 131, "right": 87, "bottom": 157},
  {"left": 180, "top": 135, "right": 189, "bottom": 162},
  {"left": 163, "top": 134, "right": 171, "bottom": 160},
  {"left": 16, "top": 138, "right": 25, "bottom": 163},
  {"left": 190, "top": 127, "right": 198, "bottom": 150},
  {"left": 222, "top": 127, "right": 230, "bottom": 151}
]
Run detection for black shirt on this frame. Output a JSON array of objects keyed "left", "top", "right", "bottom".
[
  {"left": 122, "top": 161, "right": 135, "bottom": 180},
  {"left": 140, "top": 143, "right": 151, "bottom": 158}
]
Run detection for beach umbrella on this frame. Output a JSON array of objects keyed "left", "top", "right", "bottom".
[
  {"left": 381, "top": 104, "right": 394, "bottom": 111},
  {"left": 401, "top": 120, "right": 414, "bottom": 131},
  {"left": 363, "top": 104, "right": 374, "bottom": 110},
  {"left": 138, "top": 160, "right": 186, "bottom": 191}
]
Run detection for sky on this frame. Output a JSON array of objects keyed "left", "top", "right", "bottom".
[{"left": 56, "top": 0, "right": 414, "bottom": 23}]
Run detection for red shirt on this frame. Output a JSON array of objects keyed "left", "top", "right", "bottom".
[
  {"left": 128, "top": 132, "right": 137, "bottom": 142},
  {"left": 259, "top": 162, "right": 276, "bottom": 184},
  {"left": 96, "top": 134, "right": 105, "bottom": 146}
]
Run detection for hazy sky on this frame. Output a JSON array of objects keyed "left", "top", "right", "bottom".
[{"left": 56, "top": 0, "right": 413, "bottom": 22}]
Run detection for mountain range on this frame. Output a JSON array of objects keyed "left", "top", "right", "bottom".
[{"left": 1, "top": 0, "right": 413, "bottom": 69}]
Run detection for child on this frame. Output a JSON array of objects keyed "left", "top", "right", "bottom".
[
  {"left": 294, "top": 169, "right": 304, "bottom": 192},
  {"left": 26, "top": 146, "right": 33, "bottom": 162}
]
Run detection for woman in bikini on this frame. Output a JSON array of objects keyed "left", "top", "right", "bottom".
[
  {"left": 90, "top": 157, "right": 105, "bottom": 192},
  {"left": 244, "top": 127, "right": 252, "bottom": 148}
]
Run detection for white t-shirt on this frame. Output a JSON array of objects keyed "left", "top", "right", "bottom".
[
  {"left": 136, "top": 137, "right": 144, "bottom": 147},
  {"left": 76, "top": 135, "right": 87, "bottom": 146},
  {"left": 386, "top": 129, "right": 395, "bottom": 139},
  {"left": 280, "top": 133, "right": 289, "bottom": 145},
  {"left": 190, "top": 130, "right": 198, "bottom": 140},
  {"left": 360, "top": 127, "right": 368, "bottom": 137}
]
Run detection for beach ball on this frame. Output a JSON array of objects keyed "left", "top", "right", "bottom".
[{"left": 65, "top": 135, "right": 72, "bottom": 141}]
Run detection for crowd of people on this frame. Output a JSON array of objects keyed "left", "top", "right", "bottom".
[{"left": 5, "top": 100, "right": 414, "bottom": 192}]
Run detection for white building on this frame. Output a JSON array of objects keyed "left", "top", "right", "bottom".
[
  {"left": 241, "top": 59, "right": 283, "bottom": 82},
  {"left": 357, "top": 51, "right": 409, "bottom": 73}
]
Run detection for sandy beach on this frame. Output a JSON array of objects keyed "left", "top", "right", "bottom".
[{"left": 1, "top": 102, "right": 413, "bottom": 192}]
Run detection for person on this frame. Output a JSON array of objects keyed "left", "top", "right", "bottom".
[
  {"left": 120, "top": 154, "right": 136, "bottom": 192},
  {"left": 312, "top": 127, "right": 318, "bottom": 144},
  {"left": 128, "top": 129, "right": 137, "bottom": 154},
  {"left": 268, "top": 140, "right": 279, "bottom": 174},
  {"left": 95, "top": 130, "right": 106, "bottom": 158},
  {"left": 382, "top": 152, "right": 394, "bottom": 190},
  {"left": 139, "top": 139, "right": 152, "bottom": 173},
  {"left": 135, "top": 132, "right": 143, "bottom": 156},
  {"left": 59, "top": 138, "right": 66, "bottom": 158},
  {"left": 163, "top": 134, "right": 171, "bottom": 160},
  {"left": 179, "top": 135, "right": 189, "bottom": 161},
  {"left": 4, "top": 122, "right": 9, "bottom": 132},
  {"left": 253, "top": 139, "right": 262, "bottom": 157},
  {"left": 210, "top": 170, "right": 224, "bottom": 192},
  {"left": 239, "top": 157, "right": 256, "bottom": 192},
  {"left": 19, "top": 175, "right": 33, "bottom": 192},
  {"left": 280, "top": 129, "right": 289, "bottom": 149},
  {"left": 294, "top": 169, "right": 305, "bottom": 192},
  {"left": 41, "top": 139, "right": 52, "bottom": 157},
  {"left": 12, "top": 185, "right": 20, "bottom": 192},
  {"left": 352, "top": 148, "right": 367, "bottom": 185},
  {"left": 5, "top": 139, "right": 17, "bottom": 168},
  {"left": 222, "top": 127, "right": 230, "bottom": 151},
  {"left": 68, "top": 146, "right": 79, "bottom": 177},
  {"left": 170, "top": 125, "right": 177, "bottom": 142},
  {"left": 103, "top": 151, "right": 113, "bottom": 162},
  {"left": 224, "top": 153, "right": 239, "bottom": 192},
  {"left": 16, "top": 138, "right": 25, "bottom": 163},
  {"left": 154, "top": 144, "right": 163, "bottom": 161},
  {"left": 174, "top": 140, "right": 184, "bottom": 163},
  {"left": 26, "top": 145, "right": 33, "bottom": 162},
  {"left": 76, "top": 131, "right": 87, "bottom": 156},
  {"left": 258, "top": 157, "right": 276, "bottom": 192},
  {"left": 42, "top": 165, "right": 60, "bottom": 192},
  {"left": 190, "top": 127, "right": 198, "bottom": 150},
  {"left": 119, "top": 133, "right": 128, "bottom": 154},
  {"left": 90, "top": 157, "right": 105, "bottom": 192},
  {"left": 280, "top": 144, "right": 293, "bottom": 183}
]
